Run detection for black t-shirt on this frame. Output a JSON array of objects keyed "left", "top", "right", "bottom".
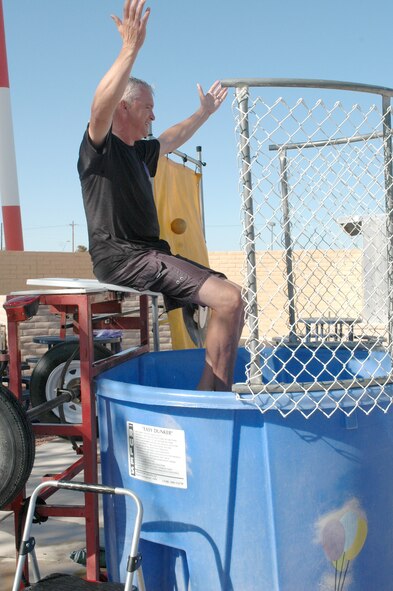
[{"left": 77, "top": 128, "right": 170, "bottom": 272}]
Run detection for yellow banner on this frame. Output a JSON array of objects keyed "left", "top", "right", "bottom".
[{"left": 154, "top": 157, "right": 209, "bottom": 349}]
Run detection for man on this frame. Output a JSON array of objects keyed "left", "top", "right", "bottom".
[{"left": 78, "top": 0, "right": 244, "bottom": 391}]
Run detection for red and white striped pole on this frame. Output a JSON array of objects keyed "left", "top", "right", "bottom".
[{"left": 0, "top": 0, "right": 23, "bottom": 250}]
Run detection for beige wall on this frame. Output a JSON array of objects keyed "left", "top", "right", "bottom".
[
  {"left": 0, "top": 251, "right": 172, "bottom": 361},
  {"left": 0, "top": 251, "right": 96, "bottom": 294},
  {"left": 210, "top": 248, "right": 363, "bottom": 339},
  {"left": 0, "top": 248, "right": 364, "bottom": 362}
]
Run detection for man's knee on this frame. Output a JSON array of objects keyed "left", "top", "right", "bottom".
[
  {"left": 197, "top": 276, "right": 244, "bottom": 315},
  {"left": 220, "top": 283, "right": 244, "bottom": 318}
]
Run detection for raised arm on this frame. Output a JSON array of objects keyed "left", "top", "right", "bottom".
[
  {"left": 158, "top": 81, "right": 228, "bottom": 156},
  {"left": 88, "top": 0, "right": 150, "bottom": 147}
]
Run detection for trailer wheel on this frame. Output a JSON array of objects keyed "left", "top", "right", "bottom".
[
  {"left": 29, "top": 342, "right": 112, "bottom": 424},
  {"left": 0, "top": 384, "right": 35, "bottom": 509}
]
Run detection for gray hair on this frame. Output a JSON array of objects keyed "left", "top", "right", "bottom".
[{"left": 121, "top": 77, "right": 154, "bottom": 104}]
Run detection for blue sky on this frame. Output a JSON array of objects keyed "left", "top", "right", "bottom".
[{"left": 2, "top": 0, "right": 393, "bottom": 252}]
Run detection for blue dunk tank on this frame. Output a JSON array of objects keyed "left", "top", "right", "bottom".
[{"left": 96, "top": 343, "right": 393, "bottom": 591}]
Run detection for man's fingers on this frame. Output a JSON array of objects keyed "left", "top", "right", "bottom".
[
  {"left": 111, "top": 14, "right": 122, "bottom": 29},
  {"left": 207, "top": 80, "right": 221, "bottom": 95},
  {"left": 123, "top": 0, "right": 131, "bottom": 20},
  {"left": 217, "top": 87, "right": 228, "bottom": 101},
  {"left": 134, "top": 0, "right": 147, "bottom": 22}
]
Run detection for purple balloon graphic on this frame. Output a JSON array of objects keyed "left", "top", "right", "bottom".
[{"left": 321, "top": 519, "right": 346, "bottom": 561}]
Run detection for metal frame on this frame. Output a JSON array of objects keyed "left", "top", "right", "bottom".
[
  {"left": 268, "top": 131, "right": 388, "bottom": 343},
  {"left": 5, "top": 287, "right": 151, "bottom": 583},
  {"left": 12, "top": 480, "right": 145, "bottom": 591},
  {"left": 221, "top": 77, "right": 393, "bottom": 375}
]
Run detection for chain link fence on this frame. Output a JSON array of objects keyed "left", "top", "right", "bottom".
[{"left": 222, "top": 79, "right": 393, "bottom": 418}]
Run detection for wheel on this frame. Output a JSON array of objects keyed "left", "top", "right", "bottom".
[
  {"left": 0, "top": 384, "right": 35, "bottom": 509},
  {"left": 29, "top": 341, "right": 112, "bottom": 424}
]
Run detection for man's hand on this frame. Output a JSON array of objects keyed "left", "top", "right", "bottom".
[
  {"left": 158, "top": 81, "right": 228, "bottom": 156},
  {"left": 111, "top": 0, "right": 150, "bottom": 54},
  {"left": 197, "top": 81, "right": 228, "bottom": 116}
]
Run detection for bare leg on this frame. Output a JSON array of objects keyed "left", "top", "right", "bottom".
[{"left": 194, "top": 277, "right": 244, "bottom": 391}]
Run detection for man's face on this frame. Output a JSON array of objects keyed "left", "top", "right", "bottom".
[{"left": 127, "top": 87, "right": 155, "bottom": 140}]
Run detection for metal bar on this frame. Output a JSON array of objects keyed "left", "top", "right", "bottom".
[
  {"left": 235, "top": 86, "right": 260, "bottom": 382},
  {"left": 382, "top": 94, "right": 393, "bottom": 349},
  {"left": 279, "top": 150, "right": 297, "bottom": 341},
  {"left": 6, "top": 316, "right": 21, "bottom": 399},
  {"left": 151, "top": 295, "right": 160, "bottom": 351},
  {"left": 33, "top": 505, "right": 86, "bottom": 518},
  {"left": 171, "top": 148, "right": 205, "bottom": 168},
  {"left": 39, "top": 457, "right": 85, "bottom": 495},
  {"left": 26, "top": 390, "right": 74, "bottom": 421},
  {"left": 77, "top": 294, "right": 100, "bottom": 582},
  {"left": 139, "top": 294, "right": 149, "bottom": 347},
  {"left": 32, "top": 422, "right": 85, "bottom": 436},
  {"left": 269, "top": 130, "right": 385, "bottom": 152},
  {"left": 92, "top": 344, "right": 149, "bottom": 377},
  {"left": 233, "top": 372, "right": 393, "bottom": 394},
  {"left": 197, "top": 145, "right": 206, "bottom": 239},
  {"left": 221, "top": 78, "right": 393, "bottom": 97}
]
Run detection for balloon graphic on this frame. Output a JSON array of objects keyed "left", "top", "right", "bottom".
[
  {"left": 345, "top": 517, "right": 367, "bottom": 560},
  {"left": 340, "top": 511, "right": 359, "bottom": 552},
  {"left": 321, "top": 519, "right": 346, "bottom": 561},
  {"left": 332, "top": 511, "right": 368, "bottom": 573},
  {"left": 332, "top": 555, "right": 350, "bottom": 574}
]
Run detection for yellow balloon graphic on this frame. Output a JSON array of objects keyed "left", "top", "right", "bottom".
[{"left": 346, "top": 517, "right": 368, "bottom": 560}]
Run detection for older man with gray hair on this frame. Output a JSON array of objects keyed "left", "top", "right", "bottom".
[{"left": 78, "top": 0, "right": 244, "bottom": 391}]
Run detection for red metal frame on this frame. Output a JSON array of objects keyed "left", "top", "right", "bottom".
[{"left": 5, "top": 288, "right": 150, "bottom": 584}]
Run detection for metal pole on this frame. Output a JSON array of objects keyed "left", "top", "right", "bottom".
[
  {"left": 236, "top": 86, "right": 260, "bottom": 382},
  {"left": 382, "top": 94, "right": 393, "bottom": 349},
  {"left": 279, "top": 150, "right": 297, "bottom": 341},
  {"left": 222, "top": 78, "right": 393, "bottom": 98},
  {"left": 196, "top": 145, "right": 206, "bottom": 240},
  {"left": 151, "top": 295, "right": 160, "bottom": 352},
  {"left": 71, "top": 221, "right": 74, "bottom": 252},
  {"left": 269, "top": 130, "right": 385, "bottom": 152},
  {"left": 268, "top": 221, "right": 276, "bottom": 250}
]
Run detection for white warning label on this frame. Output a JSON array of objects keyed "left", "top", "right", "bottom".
[{"left": 127, "top": 421, "right": 187, "bottom": 489}]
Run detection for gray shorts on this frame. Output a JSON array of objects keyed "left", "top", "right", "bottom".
[{"left": 98, "top": 249, "right": 226, "bottom": 311}]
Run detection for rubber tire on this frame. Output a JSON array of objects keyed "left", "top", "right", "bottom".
[
  {"left": 0, "top": 384, "right": 35, "bottom": 509},
  {"left": 29, "top": 341, "right": 112, "bottom": 424}
]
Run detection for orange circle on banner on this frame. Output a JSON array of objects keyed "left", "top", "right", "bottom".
[{"left": 171, "top": 218, "right": 187, "bottom": 234}]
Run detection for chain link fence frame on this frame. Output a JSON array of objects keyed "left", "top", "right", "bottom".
[{"left": 222, "top": 79, "right": 393, "bottom": 418}]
